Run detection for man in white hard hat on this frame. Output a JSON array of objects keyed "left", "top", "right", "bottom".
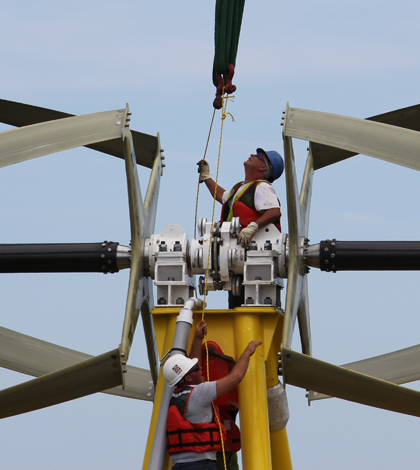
[
  {"left": 163, "top": 321, "right": 261, "bottom": 470},
  {"left": 197, "top": 148, "right": 284, "bottom": 249}
]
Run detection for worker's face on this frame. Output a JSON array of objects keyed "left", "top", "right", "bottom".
[
  {"left": 185, "top": 364, "right": 205, "bottom": 385},
  {"left": 245, "top": 153, "right": 268, "bottom": 172}
]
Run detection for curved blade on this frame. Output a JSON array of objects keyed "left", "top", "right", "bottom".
[
  {"left": 121, "top": 121, "right": 161, "bottom": 383},
  {"left": 309, "top": 343, "right": 420, "bottom": 402},
  {"left": 283, "top": 106, "right": 420, "bottom": 172},
  {"left": 0, "top": 99, "right": 157, "bottom": 169},
  {"left": 310, "top": 103, "right": 420, "bottom": 170},
  {"left": 282, "top": 132, "right": 303, "bottom": 350},
  {"left": 282, "top": 347, "right": 420, "bottom": 418},
  {"left": 143, "top": 133, "right": 162, "bottom": 234},
  {"left": 297, "top": 149, "right": 314, "bottom": 356},
  {"left": 297, "top": 276, "right": 311, "bottom": 356},
  {"left": 300, "top": 150, "right": 314, "bottom": 238},
  {"left": 0, "top": 326, "right": 154, "bottom": 401},
  {"left": 0, "top": 348, "right": 123, "bottom": 419},
  {"left": 0, "top": 109, "right": 125, "bottom": 169},
  {"left": 282, "top": 113, "right": 314, "bottom": 355}
]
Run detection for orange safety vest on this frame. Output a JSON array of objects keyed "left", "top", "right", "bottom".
[
  {"left": 166, "top": 385, "right": 227, "bottom": 455},
  {"left": 220, "top": 181, "right": 281, "bottom": 231}
]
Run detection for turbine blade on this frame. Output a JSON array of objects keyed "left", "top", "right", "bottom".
[
  {"left": 121, "top": 126, "right": 159, "bottom": 383},
  {"left": 0, "top": 349, "right": 123, "bottom": 419},
  {"left": 0, "top": 326, "right": 153, "bottom": 401},
  {"left": 311, "top": 103, "right": 420, "bottom": 170},
  {"left": 282, "top": 132, "right": 303, "bottom": 349},
  {"left": 0, "top": 99, "right": 157, "bottom": 169},
  {"left": 0, "top": 109, "right": 124, "bottom": 169},
  {"left": 282, "top": 347, "right": 420, "bottom": 417},
  {"left": 297, "top": 276, "right": 311, "bottom": 356},
  {"left": 309, "top": 343, "right": 420, "bottom": 402},
  {"left": 296, "top": 150, "right": 314, "bottom": 356},
  {"left": 284, "top": 107, "right": 420, "bottom": 172},
  {"left": 300, "top": 149, "right": 314, "bottom": 238},
  {"left": 143, "top": 133, "right": 162, "bottom": 234}
]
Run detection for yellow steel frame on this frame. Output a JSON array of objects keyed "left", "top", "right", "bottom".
[{"left": 143, "top": 307, "right": 293, "bottom": 470}]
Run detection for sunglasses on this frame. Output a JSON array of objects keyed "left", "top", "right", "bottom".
[
  {"left": 187, "top": 364, "right": 200, "bottom": 375},
  {"left": 255, "top": 153, "right": 267, "bottom": 165}
]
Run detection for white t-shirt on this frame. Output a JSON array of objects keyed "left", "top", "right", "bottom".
[
  {"left": 170, "top": 381, "right": 218, "bottom": 464},
  {"left": 222, "top": 181, "right": 280, "bottom": 212}
]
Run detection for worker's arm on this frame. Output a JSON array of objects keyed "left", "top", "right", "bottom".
[
  {"left": 254, "top": 207, "right": 281, "bottom": 228},
  {"left": 204, "top": 178, "right": 225, "bottom": 204},
  {"left": 215, "top": 341, "right": 262, "bottom": 397},
  {"left": 189, "top": 321, "right": 207, "bottom": 366}
]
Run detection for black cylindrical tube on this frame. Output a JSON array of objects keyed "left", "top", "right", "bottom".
[
  {"left": 0, "top": 241, "right": 120, "bottom": 273},
  {"left": 318, "top": 239, "right": 420, "bottom": 272}
]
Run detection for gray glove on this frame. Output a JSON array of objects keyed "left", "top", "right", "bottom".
[
  {"left": 197, "top": 159, "right": 212, "bottom": 183},
  {"left": 237, "top": 222, "right": 259, "bottom": 248}
]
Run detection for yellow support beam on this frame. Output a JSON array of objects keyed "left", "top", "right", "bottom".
[
  {"left": 234, "top": 312, "right": 272, "bottom": 469},
  {"left": 147, "top": 306, "right": 293, "bottom": 470}
]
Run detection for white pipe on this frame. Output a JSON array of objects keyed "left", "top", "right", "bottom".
[{"left": 147, "top": 297, "right": 204, "bottom": 470}]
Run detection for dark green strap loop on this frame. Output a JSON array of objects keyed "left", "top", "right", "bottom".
[{"left": 212, "top": 0, "right": 245, "bottom": 91}]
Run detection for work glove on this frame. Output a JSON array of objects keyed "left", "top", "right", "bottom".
[
  {"left": 197, "top": 159, "right": 212, "bottom": 183},
  {"left": 237, "top": 222, "right": 259, "bottom": 248}
]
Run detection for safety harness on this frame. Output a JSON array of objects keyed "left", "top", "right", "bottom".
[{"left": 221, "top": 180, "right": 282, "bottom": 231}]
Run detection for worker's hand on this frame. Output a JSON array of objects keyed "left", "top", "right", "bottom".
[
  {"left": 237, "top": 222, "right": 259, "bottom": 248},
  {"left": 244, "top": 341, "right": 262, "bottom": 357},
  {"left": 195, "top": 320, "right": 207, "bottom": 340},
  {"left": 197, "top": 159, "right": 212, "bottom": 183}
]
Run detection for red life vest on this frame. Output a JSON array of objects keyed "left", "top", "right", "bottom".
[
  {"left": 220, "top": 181, "right": 281, "bottom": 231},
  {"left": 166, "top": 385, "right": 227, "bottom": 455}
]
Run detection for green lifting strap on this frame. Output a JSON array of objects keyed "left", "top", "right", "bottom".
[{"left": 212, "top": 0, "right": 246, "bottom": 96}]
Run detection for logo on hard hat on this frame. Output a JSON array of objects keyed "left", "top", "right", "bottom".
[{"left": 172, "top": 364, "right": 182, "bottom": 374}]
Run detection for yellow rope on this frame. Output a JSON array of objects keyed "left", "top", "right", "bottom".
[
  {"left": 194, "top": 109, "right": 216, "bottom": 240},
  {"left": 200, "top": 92, "right": 235, "bottom": 326},
  {"left": 198, "top": 92, "right": 234, "bottom": 470}
]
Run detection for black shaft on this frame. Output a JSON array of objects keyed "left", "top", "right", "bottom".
[
  {"left": 317, "top": 240, "right": 420, "bottom": 272},
  {"left": 0, "top": 242, "right": 121, "bottom": 273}
]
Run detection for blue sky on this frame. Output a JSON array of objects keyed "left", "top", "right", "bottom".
[{"left": 1, "top": 1, "right": 420, "bottom": 469}]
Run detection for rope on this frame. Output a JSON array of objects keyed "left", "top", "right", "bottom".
[
  {"left": 198, "top": 91, "right": 234, "bottom": 470},
  {"left": 200, "top": 91, "right": 234, "bottom": 326},
  {"left": 194, "top": 109, "right": 216, "bottom": 240}
]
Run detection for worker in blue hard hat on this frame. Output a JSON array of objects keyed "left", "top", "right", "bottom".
[{"left": 197, "top": 148, "right": 284, "bottom": 248}]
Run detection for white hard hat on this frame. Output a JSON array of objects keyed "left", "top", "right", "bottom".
[{"left": 163, "top": 354, "right": 198, "bottom": 387}]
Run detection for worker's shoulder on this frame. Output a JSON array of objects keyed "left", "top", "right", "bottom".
[
  {"left": 189, "top": 381, "right": 217, "bottom": 402},
  {"left": 255, "top": 180, "right": 277, "bottom": 193}
]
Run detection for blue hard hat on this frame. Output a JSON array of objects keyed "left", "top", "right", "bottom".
[{"left": 257, "top": 148, "right": 284, "bottom": 182}]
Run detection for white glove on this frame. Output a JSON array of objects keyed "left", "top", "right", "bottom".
[
  {"left": 237, "top": 222, "right": 259, "bottom": 248},
  {"left": 197, "top": 159, "right": 212, "bottom": 183}
]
